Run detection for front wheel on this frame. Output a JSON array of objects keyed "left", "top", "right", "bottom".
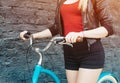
[{"left": 97, "top": 72, "right": 119, "bottom": 83}]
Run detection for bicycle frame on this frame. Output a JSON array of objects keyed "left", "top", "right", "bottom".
[
  {"left": 28, "top": 37, "right": 71, "bottom": 83},
  {"left": 32, "top": 65, "right": 60, "bottom": 83},
  {"left": 97, "top": 71, "right": 119, "bottom": 83},
  {"left": 26, "top": 36, "right": 118, "bottom": 83}
]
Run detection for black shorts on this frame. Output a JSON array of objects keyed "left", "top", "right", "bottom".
[{"left": 63, "top": 39, "right": 105, "bottom": 70}]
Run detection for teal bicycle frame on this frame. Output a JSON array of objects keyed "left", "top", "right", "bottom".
[
  {"left": 32, "top": 65, "right": 60, "bottom": 83},
  {"left": 97, "top": 71, "right": 119, "bottom": 83},
  {"left": 29, "top": 37, "right": 70, "bottom": 83},
  {"left": 27, "top": 36, "right": 119, "bottom": 83}
]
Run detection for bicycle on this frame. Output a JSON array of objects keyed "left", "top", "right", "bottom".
[
  {"left": 97, "top": 71, "right": 119, "bottom": 83},
  {"left": 24, "top": 32, "right": 119, "bottom": 83},
  {"left": 25, "top": 34, "right": 72, "bottom": 83}
]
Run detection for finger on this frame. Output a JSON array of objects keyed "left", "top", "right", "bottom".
[
  {"left": 66, "top": 32, "right": 78, "bottom": 43},
  {"left": 76, "top": 36, "right": 83, "bottom": 42},
  {"left": 66, "top": 35, "right": 71, "bottom": 43},
  {"left": 65, "top": 32, "right": 71, "bottom": 43},
  {"left": 71, "top": 35, "right": 77, "bottom": 43},
  {"left": 20, "top": 31, "right": 28, "bottom": 40}
]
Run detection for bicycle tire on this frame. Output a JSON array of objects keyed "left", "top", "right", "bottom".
[{"left": 97, "top": 72, "right": 118, "bottom": 83}]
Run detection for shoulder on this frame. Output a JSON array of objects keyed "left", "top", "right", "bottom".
[
  {"left": 95, "top": 0, "right": 109, "bottom": 5},
  {"left": 94, "top": 0, "right": 110, "bottom": 11}
]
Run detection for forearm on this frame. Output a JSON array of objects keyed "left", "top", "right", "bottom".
[
  {"left": 32, "top": 29, "right": 52, "bottom": 39},
  {"left": 83, "top": 26, "right": 108, "bottom": 38}
]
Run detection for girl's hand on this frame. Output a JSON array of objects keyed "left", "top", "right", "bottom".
[
  {"left": 65, "top": 32, "right": 84, "bottom": 43},
  {"left": 20, "top": 31, "right": 30, "bottom": 40}
]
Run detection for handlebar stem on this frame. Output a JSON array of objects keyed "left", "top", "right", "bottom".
[{"left": 35, "top": 48, "right": 42, "bottom": 65}]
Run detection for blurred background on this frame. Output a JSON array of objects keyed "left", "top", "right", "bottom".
[{"left": 0, "top": 0, "right": 120, "bottom": 83}]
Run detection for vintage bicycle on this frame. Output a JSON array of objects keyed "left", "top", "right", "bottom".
[{"left": 24, "top": 32, "right": 119, "bottom": 83}]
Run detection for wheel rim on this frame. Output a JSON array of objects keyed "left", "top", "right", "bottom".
[{"left": 97, "top": 75, "right": 118, "bottom": 83}]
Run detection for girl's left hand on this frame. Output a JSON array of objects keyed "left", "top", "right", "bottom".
[{"left": 65, "top": 32, "right": 84, "bottom": 43}]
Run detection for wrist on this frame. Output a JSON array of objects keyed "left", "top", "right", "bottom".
[
  {"left": 79, "top": 31, "right": 84, "bottom": 38},
  {"left": 32, "top": 34, "right": 35, "bottom": 39}
]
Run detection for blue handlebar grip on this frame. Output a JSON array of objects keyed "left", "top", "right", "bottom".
[{"left": 32, "top": 65, "right": 60, "bottom": 83}]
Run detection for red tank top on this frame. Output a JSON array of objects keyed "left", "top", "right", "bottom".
[{"left": 60, "top": 1, "right": 83, "bottom": 36}]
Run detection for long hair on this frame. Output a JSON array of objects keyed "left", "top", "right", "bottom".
[{"left": 78, "top": 0, "right": 88, "bottom": 12}]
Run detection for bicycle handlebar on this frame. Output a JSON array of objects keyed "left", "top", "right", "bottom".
[
  {"left": 30, "top": 36, "right": 73, "bottom": 52},
  {"left": 24, "top": 32, "right": 80, "bottom": 65},
  {"left": 24, "top": 32, "right": 73, "bottom": 65},
  {"left": 24, "top": 32, "right": 73, "bottom": 52}
]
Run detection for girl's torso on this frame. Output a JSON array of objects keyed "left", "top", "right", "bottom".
[{"left": 60, "top": 0, "right": 83, "bottom": 36}]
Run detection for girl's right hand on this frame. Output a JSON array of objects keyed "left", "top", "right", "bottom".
[{"left": 20, "top": 31, "right": 30, "bottom": 40}]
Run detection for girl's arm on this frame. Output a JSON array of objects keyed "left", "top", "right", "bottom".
[
  {"left": 32, "top": 29, "right": 52, "bottom": 39},
  {"left": 20, "top": 29, "right": 52, "bottom": 40},
  {"left": 65, "top": 26, "right": 108, "bottom": 43},
  {"left": 82, "top": 26, "right": 108, "bottom": 38}
]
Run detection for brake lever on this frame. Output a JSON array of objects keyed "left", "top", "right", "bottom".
[
  {"left": 59, "top": 42, "right": 73, "bottom": 47},
  {"left": 55, "top": 40, "right": 73, "bottom": 47}
]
